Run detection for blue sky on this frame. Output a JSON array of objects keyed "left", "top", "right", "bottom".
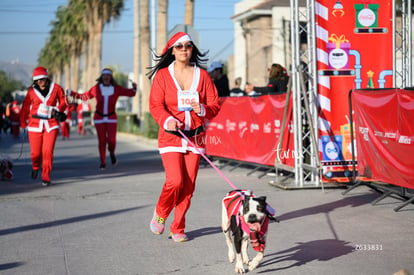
[{"left": 0, "top": 0, "right": 239, "bottom": 73}]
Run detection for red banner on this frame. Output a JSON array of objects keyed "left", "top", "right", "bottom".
[
  {"left": 353, "top": 89, "right": 414, "bottom": 189},
  {"left": 315, "top": 0, "right": 394, "bottom": 182},
  {"left": 205, "top": 95, "right": 294, "bottom": 167}
]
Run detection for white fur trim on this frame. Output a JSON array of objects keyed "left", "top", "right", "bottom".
[
  {"left": 33, "top": 74, "right": 48, "bottom": 81},
  {"left": 172, "top": 35, "right": 192, "bottom": 47},
  {"left": 197, "top": 104, "right": 206, "bottom": 117},
  {"left": 101, "top": 69, "right": 112, "bottom": 75}
]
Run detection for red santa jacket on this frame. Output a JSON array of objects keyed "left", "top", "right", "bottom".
[
  {"left": 69, "top": 84, "right": 135, "bottom": 124},
  {"left": 63, "top": 104, "right": 75, "bottom": 124},
  {"left": 76, "top": 102, "right": 91, "bottom": 123},
  {"left": 20, "top": 82, "right": 67, "bottom": 133},
  {"left": 10, "top": 103, "right": 21, "bottom": 126},
  {"left": 149, "top": 63, "right": 220, "bottom": 154}
]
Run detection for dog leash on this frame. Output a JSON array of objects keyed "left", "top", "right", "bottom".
[
  {"left": 177, "top": 129, "right": 238, "bottom": 190},
  {"left": 12, "top": 129, "right": 26, "bottom": 161},
  {"left": 178, "top": 128, "right": 278, "bottom": 221}
]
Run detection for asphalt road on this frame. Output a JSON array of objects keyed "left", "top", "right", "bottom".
[{"left": 0, "top": 130, "right": 413, "bottom": 275}]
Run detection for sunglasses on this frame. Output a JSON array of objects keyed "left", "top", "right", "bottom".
[{"left": 174, "top": 43, "right": 193, "bottom": 50}]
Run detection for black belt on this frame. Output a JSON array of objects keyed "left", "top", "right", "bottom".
[
  {"left": 96, "top": 111, "right": 115, "bottom": 117},
  {"left": 32, "top": 115, "right": 51, "bottom": 120},
  {"left": 166, "top": 125, "right": 204, "bottom": 138}
]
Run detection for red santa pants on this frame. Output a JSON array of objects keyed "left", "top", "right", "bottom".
[
  {"left": 61, "top": 122, "right": 70, "bottom": 138},
  {"left": 11, "top": 123, "right": 20, "bottom": 137},
  {"left": 78, "top": 121, "right": 85, "bottom": 135},
  {"left": 156, "top": 151, "right": 201, "bottom": 234},
  {"left": 95, "top": 122, "right": 117, "bottom": 165},
  {"left": 28, "top": 129, "right": 58, "bottom": 182}
]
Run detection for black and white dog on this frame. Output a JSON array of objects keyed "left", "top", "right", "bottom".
[{"left": 222, "top": 189, "right": 278, "bottom": 273}]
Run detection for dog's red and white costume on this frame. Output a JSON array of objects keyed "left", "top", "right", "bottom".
[{"left": 222, "top": 190, "right": 272, "bottom": 252}]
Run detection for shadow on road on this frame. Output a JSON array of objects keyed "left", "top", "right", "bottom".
[
  {"left": 258, "top": 238, "right": 354, "bottom": 273},
  {"left": 0, "top": 205, "right": 147, "bottom": 236}
]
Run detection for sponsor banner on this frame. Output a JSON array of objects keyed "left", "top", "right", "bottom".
[
  {"left": 315, "top": 0, "right": 393, "bottom": 182},
  {"left": 353, "top": 89, "right": 414, "bottom": 189},
  {"left": 205, "top": 95, "right": 294, "bottom": 167}
]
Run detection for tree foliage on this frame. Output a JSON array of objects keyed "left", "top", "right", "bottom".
[{"left": 0, "top": 70, "right": 25, "bottom": 102}]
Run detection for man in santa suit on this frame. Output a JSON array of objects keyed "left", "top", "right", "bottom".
[
  {"left": 67, "top": 68, "right": 137, "bottom": 169},
  {"left": 60, "top": 103, "right": 74, "bottom": 140},
  {"left": 147, "top": 32, "right": 220, "bottom": 242},
  {"left": 20, "top": 66, "right": 67, "bottom": 186},
  {"left": 10, "top": 100, "right": 21, "bottom": 139},
  {"left": 76, "top": 101, "right": 91, "bottom": 136}
]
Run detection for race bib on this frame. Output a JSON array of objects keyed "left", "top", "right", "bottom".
[
  {"left": 37, "top": 104, "right": 52, "bottom": 119},
  {"left": 177, "top": 90, "right": 199, "bottom": 111}
]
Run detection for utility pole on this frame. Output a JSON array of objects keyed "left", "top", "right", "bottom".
[{"left": 133, "top": 0, "right": 141, "bottom": 118}]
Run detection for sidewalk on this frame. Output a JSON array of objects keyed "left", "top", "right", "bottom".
[{"left": 0, "top": 131, "right": 413, "bottom": 275}]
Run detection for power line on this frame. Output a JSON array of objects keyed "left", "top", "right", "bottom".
[{"left": 0, "top": 28, "right": 235, "bottom": 35}]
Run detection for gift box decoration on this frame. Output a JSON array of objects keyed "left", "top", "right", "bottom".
[
  {"left": 327, "top": 34, "right": 351, "bottom": 70},
  {"left": 354, "top": 3, "right": 379, "bottom": 28}
]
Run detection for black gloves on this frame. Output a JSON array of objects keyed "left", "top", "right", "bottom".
[{"left": 51, "top": 109, "right": 67, "bottom": 122}]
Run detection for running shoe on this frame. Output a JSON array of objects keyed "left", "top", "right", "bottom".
[
  {"left": 150, "top": 209, "right": 165, "bottom": 235},
  {"left": 168, "top": 232, "right": 189, "bottom": 243}
]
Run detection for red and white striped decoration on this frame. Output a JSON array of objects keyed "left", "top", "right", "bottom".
[{"left": 315, "top": 1, "right": 332, "bottom": 158}]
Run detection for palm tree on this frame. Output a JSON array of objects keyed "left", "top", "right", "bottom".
[
  {"left": 157, "top": 0, "right": 168, "bottom": 55},
  {"left": 39, "top": 7, "right": 69, "bottom": 85},
  {"left": 184, "top": 0, "right": 194, "bottom": 26},
  {"left": 66, "top": 0, "right": 87, "bottom": 92},
  {"left": 54, "top": 6, "right": 73, "bottom": 89},
  {"left": 83, "top": 0, "right": 124, "bottom": 89},
  {"left": 38, "top": 0, "right": 127, "bottom": 95}
]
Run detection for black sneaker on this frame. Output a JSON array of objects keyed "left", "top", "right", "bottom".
[
  {"left": 41, "top": 180, "right": 51, "bottom": 186},
  {"left": 99, "top": 163, "right": 106, "bottom": 170},
  {"left": 31, "top": 169, "right": 38, "bottom": 180},
  {"left": 110, "top": 154, "right": 117, "bottom": 166}
]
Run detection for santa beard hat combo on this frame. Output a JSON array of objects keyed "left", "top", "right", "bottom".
[
  {"left": 161, "top": 32, "right": 193, "bottom": 55},
  {"left": 33, "top": 66, "right": 49, "bottom": 81}
]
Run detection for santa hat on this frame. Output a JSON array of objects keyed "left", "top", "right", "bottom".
[
  {"left": 161, "top": 32, "right": 193, "bottom": 55},
  {"left": 33, "top": 66, "right": 48, "bottom": 81},
  {"left": 101, "top": 68, "right": 113, "bottom": 75}
]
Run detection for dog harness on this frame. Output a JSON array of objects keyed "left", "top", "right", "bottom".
[{"left": 222, "top": 190, "right": 271, "bottom": 252}]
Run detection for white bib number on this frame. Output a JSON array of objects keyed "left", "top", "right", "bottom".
[
  {"left": 177, "top": 90, "right": 199, "bottom": 111},
  {"left": 37, "top": 104, "right": 52, "bottom": 119}
]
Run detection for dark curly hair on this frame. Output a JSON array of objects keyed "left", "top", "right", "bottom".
[{"left": 96, "top": 74, "right": 118, "bottom": 86}]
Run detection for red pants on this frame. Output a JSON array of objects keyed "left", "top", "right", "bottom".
[
  {"left": 95, "top": 123, "right": 117, "bottom": 165},
  {"left": 11, "top": 124, "right": 20, "bottom": 137},
  {"left": 156, "top": 151, "right": 201, "bottom": 234},
  {"left": 28, "top": 129, "right": 58, "bottom": 182},
  {"left": 78, "top": 122, "right": 85, "bottom": 135},
  {"left": 61, "top": 122, "right": 70, "bottom": 138}
]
